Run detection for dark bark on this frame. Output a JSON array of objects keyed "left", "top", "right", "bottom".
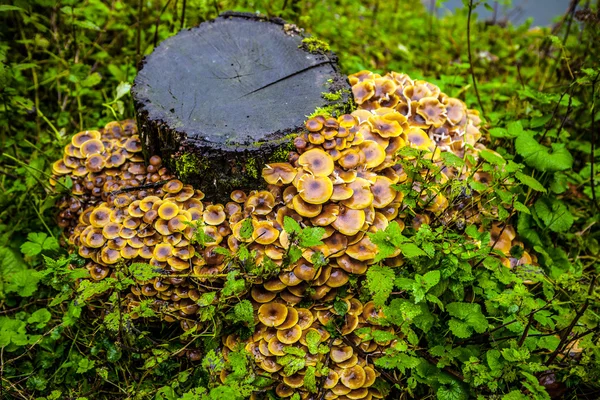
[{"left": 133, "top": 11, "right": 351, "bottom": 201}]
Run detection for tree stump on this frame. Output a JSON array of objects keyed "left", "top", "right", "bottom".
[{"left": 132, "top": 11, "right": 352, "bottom": 201}]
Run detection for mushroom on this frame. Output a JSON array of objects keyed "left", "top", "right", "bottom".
[
  {"left": 298, "top": 148, "right": 335, "bottom": 177},
  {"left": 258, "top": 303, "right": 289, "bottom": 327}
]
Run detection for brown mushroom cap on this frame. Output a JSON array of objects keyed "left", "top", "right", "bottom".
[
  {"left": 275, "top": 383, "right": 295, "bottom": 398},
  {"left": 262, "top": 163, "right": 297, "bottom": 185},
  {"left": 326, "top": 268, "right": 350, "bottom": 288},
  {"left": 359, "top": 140, "right": 386, "bottom": 169},
  {"left": 295, "top": 308, "right": 315, "bottom": 330},
  {"left": 346, "top": 387, "right": 370, "bottom": 399},
  {"left": 283, "top": 373, "right": 305, "bottom": 388},
  {"left": 258, "top": 303, "right": 289, "bottom": 327},
  {"left": 297, "top": 148, "right": 335, "bottom": 178},
  {"left": 346, "top": 236, "right": 378, "bottom": 261},
  {"left": 252, "top": 220, "right": 280, "bottom": 245},
  {"left": 342, "top": 179, "right": 373, "bottom": 210},
  {"left": 203, "top": 205, "right": 226, "bottom": 225},
  {"left": 245, "top": 191, "right": 275, "bottom": 215}
]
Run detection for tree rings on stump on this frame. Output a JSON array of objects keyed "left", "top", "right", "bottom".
[{"left": 133, "top": 11, "right": 352, "bottom": 201}]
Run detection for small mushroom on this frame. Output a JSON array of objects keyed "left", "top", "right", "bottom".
[{"left": 258, "top": 303, "right": 289, "bottom": 327}]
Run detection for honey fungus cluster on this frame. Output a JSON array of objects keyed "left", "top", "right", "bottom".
[{"left": 51, "top": 71, "right": 535, "bottom": 398}]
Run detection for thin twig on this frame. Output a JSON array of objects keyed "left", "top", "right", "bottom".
[{"left": 466, "top": 0, "right": 486, "bottom": 121}]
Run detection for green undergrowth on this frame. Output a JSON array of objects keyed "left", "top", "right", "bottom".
[{"left": 1, "top": 0, "right": 599, "bottom": 399}]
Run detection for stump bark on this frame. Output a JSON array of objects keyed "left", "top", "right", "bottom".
[{"left": 132, "top": 11, "right": 352, "bottom": 201}]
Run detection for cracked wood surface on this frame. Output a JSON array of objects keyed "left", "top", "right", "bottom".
[{"left": 132, "top": 12, "right": 350, "bottom": 201}]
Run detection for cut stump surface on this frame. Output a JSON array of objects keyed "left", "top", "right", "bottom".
[{"left": 133, "top": 12, "right": 351, "bottom": 201}]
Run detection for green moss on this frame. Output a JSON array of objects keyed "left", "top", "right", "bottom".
[
  {"left": 174, "top": 153, "right": 207, "bottom": 181},
  {"left": 321, "top": 91, "right": 343, "bottom": 101},
  {"left": 300, "top": 36, "right": 331, "bottom": 54},
  {"left": 244, "top": 157, "right": 259, "bottom": 179}
]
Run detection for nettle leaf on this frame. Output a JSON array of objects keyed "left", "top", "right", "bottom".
[
  {"left": 515, "top": 172, "right": 546, "bottom": 193},
  {"left": 304, "top": 365, "right": 317, "bottom": 393},
  {"left": 369, "top": 221, "right": 404, "bottom": 262},
  {"left": 366, "top": 265, "right": 395, "bottom": 307},
  {"left": 232, "top": 300, "right": 254, "bottom": 326},
  {"left": 283, "top": 216, "right": 301, "bottom": 235},
  {"left": 537, "top": 335, "right": 560, "bottom": 351},
  {"left": 299, "top": 226, "right": 324, "bottom": 247},
  {"left": 515, "top": 134, "right": 573, "bottom": 172},
  {"left": 400, "top": 242, "right": 427, "bottom": 258},
  {"left": 440, "top": 152, "right": 465, "bottom": 168},
  {"left": 412, "top": 270, "right": 440, "bottom": 303},
  {"left": 446, "top": 302, "right": 488, "bottom": 338},
  {"left": 533, "top": 197, "right": 574, "bottom": 233}
]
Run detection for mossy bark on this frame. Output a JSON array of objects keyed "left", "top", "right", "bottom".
[{"left": 133, "top": 11, "right": 352, "bottom": 202}]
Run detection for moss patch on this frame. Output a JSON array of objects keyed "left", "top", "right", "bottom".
[
  {"left": 300, "top": 36, "right": 331, "bottom": 54},
  {"left": 174, "top": 153, "right": 206, "bottom": 181}
]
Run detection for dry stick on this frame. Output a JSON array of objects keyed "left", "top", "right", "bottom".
[
  {"left": 540, "top": 86, "right": 574, "bottom": 143},
  {"left": 466, "top": 0, "right": 486, "bottom": 122},
  {"left": 546, "top": 275, "right": 596, "bottom": 366}
]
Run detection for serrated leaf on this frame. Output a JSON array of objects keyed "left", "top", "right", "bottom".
[
  {"left": 27, "top": 309, "right": 51, "bottom": 329},
  {"left": 366, "top": 265, "right": 395, "bottom": 307},
  {"left": 479, "top": 149, "right": 505, "bottom": 166},
  {"left": 283, "top": 216, "right": 301, "bottom": 234},
  {"left": 240, "top": 218, "right": 253, "bottom": 239},
  {"left": 399, "top": 242, "right": 427, "bottom": 258}
]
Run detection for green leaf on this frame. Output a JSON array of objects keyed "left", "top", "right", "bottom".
[
  {"left": 20, "top": 232, "right": 59, "bottom": 257},
  {"left": 27, "top": 309, "right": 51, "bottom": 329},
  {"left": 515, "top": 134, "right": 573, "bottom": 172},
  {"left": 479, "top": 149, "right": 505, "bottom": 166},
  {"left": 76, "top": 358, "right": 96, "bottom": 374},
  {"left": 533, "top": 197, "right": 574, "bottom": 233},
  {"left": 440, "top": 152, "right": 465, "bottom": 168},
  {"left": 232, "top": 300, "right": 254, "bottom": 326},
  {"left": 283, "top": 216, "right": 301, "bottom": 235},
  {"left": 0, "top": 5, "right": 25, "bottom": 12},
  {"left": 515, "top": 172, "right": 546, "bottom": 192},
  {"left": 366, "top": 265, "right": 395, "bottom": 307},
  {"left": 299, "top": 226, "right": 324, "bottom": 247},
  {"left": 399, "top": 242, "right": 427, "bottom": 258},
  {"left": 115, "top": 82, "right": 131, "bottom": 100},
  {"left": 447, "top": 302, "right": 488, "bottom": 338},
  {"left": 537, "top": 335, "right": 560, "bottom": 351},
  {"left": 81, "top": 72, "right": 102, "bottom": 87}
]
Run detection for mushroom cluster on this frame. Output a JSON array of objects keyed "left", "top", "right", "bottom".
[
  {"left": 51, "top": 71, "right": 534, "bottom": 398},
  {"left": 222, "top": 296, "right": 387, "bottom": 399}
]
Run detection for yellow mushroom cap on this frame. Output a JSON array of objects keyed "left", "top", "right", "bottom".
[
  {"left": 340, "top": 365, "right": 366, "bottom": 389},
  {"left": 80, "top": 139, "right": 105, "bottom": 157},
  {"left": 72, "top": 130, "right": 101, "bottom": 147},
  {"left": 283, "top": 373, "right": 305, "bottom": 388},
  {"left": 296, "top": 308, "right": 314, "bottom": 330},
  {"left": 203, "top": 204, "right": 226, "bottom": 226},
  {"left": 342, "top": 178, "right": 374, "bottom": 210},
  {"left": 158, "top": 201, "right": 179, "bottom": 220},
  {"left": 359, "top": 140, "right": 386, "bottom": 170},
  {"left": 417, "top": 96, "right": 447, "bottom": 128},
  {"left": 262, "top": 163, "right": 297, "bottom": 185},
  {"left": 276, "top": 307, "right": 299, "bottom": 330},
  {"left": 89, "top": 207, "right": 111, "bottom": 228},
  {"left": 252, "top": 220, "right": 280, "bottom": 245},
  {"left": 346, "top": 236, "right": 378, "bottom": 261},
  {"left": 153, "top": 242, "right": 173, "bottom": 262},
  {"left": 332, "top": 207, "right": 366, "bottom": 236},
  {"left": 292, "top": 195, "right": 322, "bottom": 218},
  {"left": 163, "top": 179, "right": 184, "bottom": 194},
  {"left": 371, "top": 176, "right": 396, "bottom": 208},
  {"left": 306, "top": 117, "right": 324, "bottom": 132},
  {"left": 352, "top": 80, "right": 375, "bottom": 104},
  {"left": 298, "top": 175, "right": 334, "bottom": 205},
  {"left": 331, "top": 346, "right": 354, "bottom": 363},
  {"left": 276, "top": 325, "right": 303, "bottom": 344},
  {"left": 298, "top": 148, "right": 335, "bottom": 177},
  {"left": 245, "top": 191, "right": 275, "bottom": 215},
  {"left": 251, "top": 285, "right": 277, "bottom": 303},
  {"left": 258, "top": 303, "right": 289, "bottom": 327},
  {"left": 405, "top": 127, "right": 432, "bottom": 150},
  {"left": 275, "top": 383, "right": 295, "bottom": 398}
]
